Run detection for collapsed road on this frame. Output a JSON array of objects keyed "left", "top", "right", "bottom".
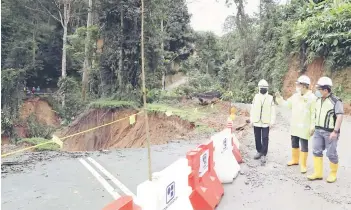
[{"left": 2, "top": 106, "right": 351, "bottom": 210}]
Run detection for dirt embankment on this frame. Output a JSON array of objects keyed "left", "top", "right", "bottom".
[
  {"left": 58, "top": 109, "right": 195, "bottom": 151},
  {"left": 3, "top": 97, "right": 60, "bottom": 141},
  {"left": 58, "top": 100, "right": 250, "bottom": 152},
  {"left": 283, "top": 56, "right": 351, "bottom": 114}
]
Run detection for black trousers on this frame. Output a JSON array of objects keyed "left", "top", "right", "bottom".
[
  {"left": 254, "top": 126, "right": 270, "bottom": 156},
  {"left": 291, "top": 136, "right": 308, "bottom": 152}
]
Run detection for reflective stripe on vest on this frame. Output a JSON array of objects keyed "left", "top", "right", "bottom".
[
  {"left": 316, "top": 96, "right": 338, "bottom": 131},
  {"left": 252, "top": 94, "right": 273, "bottom": 124}
]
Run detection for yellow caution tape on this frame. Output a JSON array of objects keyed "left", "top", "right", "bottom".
[
  {"left": 1, "top": 141, "right": 53, "bottom": 158},
  {"left": 1, "top": 111, "right": 144, "bottom": 157},
  {"left": 129, "top": 114, "right": 136, "bottom": 125},
  {"left": 59, "top": 111, "right": 144, "bottom": 141},
  {"left": 52, "top": 135, "right": 63, "bottom": 148},
  {"left": 2, "top": 103, "right": 220, "bottom": 158}
]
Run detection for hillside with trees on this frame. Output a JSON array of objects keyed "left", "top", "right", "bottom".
[{"left": 1, "top": 0, "right": 351, "bottom": 142}]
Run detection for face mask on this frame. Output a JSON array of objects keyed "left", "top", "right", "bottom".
[
  {"left": 296, "top": 87, "right": 301, "bottom": 93},
  {"left": 260, "top": 88, "right": 268, "bottom": 94},
  {"left": 315, "top": 90, "right": 322, "bottom": 98}
]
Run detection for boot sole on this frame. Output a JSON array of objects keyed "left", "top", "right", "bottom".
[
  {"left": 307, "top": 177, "right": 323, "bottom": 181},
  {"left": 327, "top": 179, "right": 337, "bottom": 183},
  {"left": 301, "top": 171, "right": 307, "bottom": 174},
  {"left": 287, "top": 163, "right": 299, "bottom": 166}
]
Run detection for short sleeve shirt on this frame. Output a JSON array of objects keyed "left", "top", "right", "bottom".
[{"left": 335, "top": 101, "right": 344, "bottom": 115}]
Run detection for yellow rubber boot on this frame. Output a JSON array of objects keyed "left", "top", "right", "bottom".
[
  {"left": 287, "top": 148, "right": 299, "bottom": 166},
  {"left": 300, "top": 152, "right": 308, "bottom": 174},
  {"left": 307, "top": 156, "right": 323, "bottom": 181},
  {"left": 326, "top": 162, "right": 338, "bottom": 183}
]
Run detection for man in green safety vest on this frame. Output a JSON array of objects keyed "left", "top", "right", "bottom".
[
  {"left": 275, "top": 75, "right": 316, "bottom": 174},
  {"left": 307, "top": 76, "right": 344, "bottom": 183},
  {"left": 250, "top": 79, "right": 276, "bottom": 164}
]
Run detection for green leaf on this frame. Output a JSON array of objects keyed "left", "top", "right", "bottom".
[{"left": 333, "top": 39, "right": 338, "bottom": 46}]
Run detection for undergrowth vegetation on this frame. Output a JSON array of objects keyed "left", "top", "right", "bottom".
[
  {"left": 26, "top": 114, "right": 56, "bottom": 139},
  {"left": 1, "top": 0, "right": 350, "bottom": 142},
  {"left": 180, "top": 0, "right": 351, "bottom": 103},
  {"left": 18, "top": 138, "right": 59, "bottom": 151}
]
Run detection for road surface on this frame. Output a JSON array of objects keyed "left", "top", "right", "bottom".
[{"left": 2, "top": 107, "right": 351, "bottom": 210}]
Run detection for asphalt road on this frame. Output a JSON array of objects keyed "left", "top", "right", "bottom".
[{"left": 2, "top": 107, "right": 351, "bottom": 210}]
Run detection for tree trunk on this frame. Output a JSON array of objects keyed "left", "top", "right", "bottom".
[
  {"left": 61, "top": 24, "right": 68, "bottom": 107},
  {"left": 118, "top": 7, "right": 124, "bottom": 88},
  {"left": 160, "top": 19, "right": 166, "bottom": 90},
  {"left": 61, "top": 2, "right": 71, "bottom": 108},
  {"left": 82, "top": 0, "right": 93, "bottom": 101},
  {"left": 62, "top": 26, "right": 68, "bottom": 78},
  {"left": 32, "top": 24, "right": 36, "bottom": 67}
]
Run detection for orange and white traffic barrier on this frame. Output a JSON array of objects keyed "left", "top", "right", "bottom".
[
  {"left": 102, "top": 196, "right": 141, "bottom": 210},
  {"left": 227, "top": 115, "right": 243, "bottom": 163},
  {"left": 136, "top": 158, "right": 193, "bottom": 210},
  {"left": 187, "top": 141, "right": 224, "bottom": 210},
  {"left": 212, "top": 128, "right": 240, "bottom": 183},
  {"left": 232, "top": 132, "right": 240, "bottom": 149},
  {"left": 232, "top": 139, "right": 243, "bottom": 164}
]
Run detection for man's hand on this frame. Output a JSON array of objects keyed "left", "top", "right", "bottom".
[
  {"left": 310, "top": 129, "right": 315, "bottom": 136},
  {"left": 329, "top": 131, "right": 338, "bottom": 140}
]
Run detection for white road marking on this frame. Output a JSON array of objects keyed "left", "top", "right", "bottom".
[
  {"left": 78, "top": 158, "right": 120, "bottom": 199},
  {"left": 87, "top": 157, "right": 137, "bottom": 200}
]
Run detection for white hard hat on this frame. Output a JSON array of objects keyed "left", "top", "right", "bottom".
[
  {"left": 258, "top": 79, "right": 269, "bottom": 87},
  {"left": 296, "top": 75, "right": 311, "bottom": 85},
  {"left": 316, "top": 76, "right": 333, "bottom": 87}
]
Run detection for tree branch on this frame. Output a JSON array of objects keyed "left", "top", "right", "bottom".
[
  {"left": 53, "top": 0, "right": 64, "bottom": 25},
  {"left": 36, "top": 0, "right": 62, "bottom": 25}
]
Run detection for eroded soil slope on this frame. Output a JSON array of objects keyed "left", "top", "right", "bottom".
[
  {"left": 283, "top": 57, "right": 351, "bottom": 114},
  {"left": 59, "top": 109, "right": 195, "bottom": 151}
]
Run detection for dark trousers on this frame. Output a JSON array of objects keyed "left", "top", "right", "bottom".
[
  {"left": 291, "top": 136, "right": 308, "bottom": 152},
  {"left": 254, "top": 126, "right": 270, "bottom": 156}
]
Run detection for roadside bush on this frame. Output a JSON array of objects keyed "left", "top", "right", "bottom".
[
  {"left": 56, "top": 77, "right": 84, "bottom": 122},
  {"left": 18, "top": 138, "right": 59, "bottom": 151},
  {"left": 26, "top": 114, "right": 55, "bottom": 139}
]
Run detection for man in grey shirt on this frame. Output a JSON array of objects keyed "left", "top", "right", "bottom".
[{"left": 307, "top": 77, "right": 344, "bottom": 183}]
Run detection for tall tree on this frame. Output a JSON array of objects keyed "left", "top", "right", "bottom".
[{"left": 82, "top": 0, "right": 93, "bottom": 101}]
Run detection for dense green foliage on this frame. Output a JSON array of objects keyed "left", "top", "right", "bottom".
[
  {"left": 1, "top": 0, "right": 350, "bottom": 140},
  {"left": 292, "top": 1, "right": 351, "bottom": 70},
  {"left": 1, "top": 0, "right": 193, "bottom": 138},
  {"left": 181, "top": 0, "right": 351, "bottom": 102}
]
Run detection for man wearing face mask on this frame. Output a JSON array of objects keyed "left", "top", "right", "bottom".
[
  {"left": 275, "top": 75, "right": 316, "bottom": 174},
  {"left": 250, "top": 79, "right": 276, "bottom": 164},
  {"left": 307, "top": 77, "right": 344, "bottom": 183}
]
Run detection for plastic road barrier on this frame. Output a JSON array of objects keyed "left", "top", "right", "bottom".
[
  {"left": 212, "top": 128, "right": 240, "bottom": 183},
  {"left": 187, "top": 141, "right": 224, "bottom": 210},
  {"left": 102, "top": 196, "right": 141, "bottom": 210},
  {"left": 136, "top": 158, "right": 193, "bottom": 210},
  {"left": 232, "top": 132, "right": 240, "bottom": 149},
  {"left": 232, "top": 141, "right": 243, "bottom": 164}
]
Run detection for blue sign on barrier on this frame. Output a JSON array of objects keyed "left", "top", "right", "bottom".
[{"left": 166, "top": 181, "right": 175, "bottom": 204}]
